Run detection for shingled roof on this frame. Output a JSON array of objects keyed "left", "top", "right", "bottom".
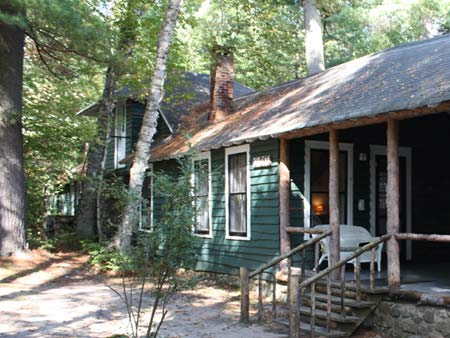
[
  {"left": 77, "top": 71, "right": 254, "bottom": 129},
  {"left": 150, "top": 34, "right": 450, "bottom": 161}
]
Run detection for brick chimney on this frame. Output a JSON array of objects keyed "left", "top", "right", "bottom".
[{"left": 209, "top": 46, "right": 234, "bottom": 122}]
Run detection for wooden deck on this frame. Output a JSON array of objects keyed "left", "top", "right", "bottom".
[{"left": 344, "top": 262, "right": 450, "bottom": 295}]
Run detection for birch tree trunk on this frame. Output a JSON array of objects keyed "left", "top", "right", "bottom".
[
  {"left": 119, "top": 0, "right": 183, "bottom": 252},
  {"left": 76, "top": 67, "right": 116, "bottom": 239},
  {"left": 303, "top": 0, "right": 325, "bottom": 75},
  {"left": 0, "top": 5, "right": 27, "bottom": 255}
]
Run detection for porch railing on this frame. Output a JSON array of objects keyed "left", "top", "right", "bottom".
[
  {"left": 290, "top": 234, "right": 391, "bottom": 338},
  {"left": 239, "top": 231, "right": 450, "bottom": 337},
  {"left": 239, "top": 229, "right": 332, "bottom": 323}
]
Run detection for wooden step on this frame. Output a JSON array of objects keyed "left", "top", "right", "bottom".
[
  {"left": 314, "top": 284, "right": 361, "bottom": 300},
  {"left": 275, "top": 318, "right": 347, "bottom": 338},
  {"left": 314, "top": 278, "right": 389, "bottom": 295},
  {"left": 299, "top": 306, "right": 360, "bottom": 324},
  {"left": 301, "top": 298, "right": 353, "bottom": 314},
  {"left": 302, "top": 292, "right": 376, "bottom": 308}
]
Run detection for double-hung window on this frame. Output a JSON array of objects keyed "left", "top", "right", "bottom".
[
  {"left": 193, "top": 152, "right": 212, "bottom": 237},
  {"left": 225, "top": 145, "right": 250, "bottom": 240},
  {"left": 114, "top": 103, "right": 127, "bottom": 169}
]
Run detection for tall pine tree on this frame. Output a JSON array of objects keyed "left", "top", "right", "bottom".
[{"left": 0, "top": 3, "right": 27, "bottom": 255}]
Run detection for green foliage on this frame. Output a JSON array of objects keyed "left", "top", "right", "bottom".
[
  {"left": 81, "top": 240, "right": 126, "bottom": 272},
  {"left": 99, "top": 154, "right": 199, "bottom": 337},
  {"left": 143, "top": 155, "right": 198, "bottom": 271},
  {"left": 23, "top": 53, "right": 102, "bottom": 229},
  {"left": 2, "top": 0, "right": 114, "bottom": 231},
  {"left": 1, "top": 0, "right": 115, "bottom": 69},
  {"left": 28, "top": 229, "right": 81, "bottom": 252},
  {"left": 323, "top": 0, "right": 450, "bottom": 66}
]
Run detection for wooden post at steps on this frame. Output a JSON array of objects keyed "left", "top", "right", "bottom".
[
  {"left": 279, "top": 138, "right": 291, "bottom": 274},
  {"left": 240, "top": 267, "right": 250, "bottom": 323},
  {"left": 387, "top": 119, "right": 401, "bottom": 290},
  {"left": 329, "top": 129, "right": 341, "bottom": 280},
  {"left": 289, "top": 267, "right": 301, "bottom": 338}
]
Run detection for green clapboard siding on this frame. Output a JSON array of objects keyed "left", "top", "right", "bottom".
[{"left": 194, "top": 139, "right": 281, "bottom": 275}]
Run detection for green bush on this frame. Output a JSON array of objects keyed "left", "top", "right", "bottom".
[
  {"left": 28, "top": 228, "right": 81, "bottom": 252},
  {"left": 81, "top": 240, "right": 127, "bottom": 272}
]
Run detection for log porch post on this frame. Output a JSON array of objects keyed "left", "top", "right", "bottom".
[
  {"left": 329, "top": 129, "right": 341, "bottom": 280},
  {"left": 387, "top": 119, "right": 401, "bottom": 289},
  {"left": 279, "top": 138, "right": 291, "bottom": 273}
]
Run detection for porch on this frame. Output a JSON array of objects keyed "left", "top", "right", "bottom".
[
  {"left": 346, "top": 261, "right": 450, "bottom": 295},
  {"left": 281, "top": 111, "right": 450, "bottom": 292},
  {"left": 256, "top": 110, "right": 450, "bottom": 336}
]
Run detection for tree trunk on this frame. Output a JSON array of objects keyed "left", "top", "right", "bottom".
[
  {"left": 119, "top": 0, "right": 183, "bottom": 252},
  {"left": 76, "top": 67, "right": 116, "bottom": 239},
  {"left": 0, "top": 5, "right": 27, "bottom": 256},
  {"left": 303, "top": 0, "right": 325, "bottom": 75}
]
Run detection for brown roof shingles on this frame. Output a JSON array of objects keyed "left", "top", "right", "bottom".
[{"left": 151, "top": 35, "right": 450, "bottom": 161}]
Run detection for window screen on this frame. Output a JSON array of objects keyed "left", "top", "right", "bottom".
[
  {"left": 194, "top": 159, "right": 210, "bottom": 234},
  {"left": 114, "top": 104, "right": 126, "bottom": 169},
  {"left": 228, "top": 153, "right": 247, "bottom": 236}
]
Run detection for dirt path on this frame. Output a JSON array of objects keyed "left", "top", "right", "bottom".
[
  {"left": 0, "top": 250, "right": 382, "bottom": 338},
  {"left": 0, "top": 250, "right": 285, "bottom": 338}
]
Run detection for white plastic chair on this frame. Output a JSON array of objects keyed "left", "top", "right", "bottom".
[{"left": 312, "top": 224, "right": 383, "bottom": 272}]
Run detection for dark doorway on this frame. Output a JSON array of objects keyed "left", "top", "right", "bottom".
[{"left": 375, "top": 155, "right": 407, "bottom": 260}]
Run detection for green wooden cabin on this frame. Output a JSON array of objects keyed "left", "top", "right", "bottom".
[{"left": 78, "top": 36, "right": 450, "bottom": 276}]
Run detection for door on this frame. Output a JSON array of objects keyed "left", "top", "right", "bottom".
[{"left": 374, "top": 155, "right": 407, "bottom": 259}]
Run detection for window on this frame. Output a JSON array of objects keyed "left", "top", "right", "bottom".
[
  {"left": 139, "top": 164, "right": 153, "bottom": 231},
  {"left": 310, "top": 150, "right": 347, "bottom": 226},
  {"left": 114, "top": 103, "right": 127, "bottom": 169},
  {"left": 304, "top": 141, "right": 353, "bottom": 231},
  {"left": 225, "top": 145, "right": 250, "bottom": 240},
  {"left": 193, "top": 152, "right": 212, "bottom": 237}
]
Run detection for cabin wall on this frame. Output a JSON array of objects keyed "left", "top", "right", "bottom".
[
  {"left": 194, "top": 139, "right": 281, "bottom": 274},
  {"left": 148, "top": 139, "right": 280, "bottom": 275}
]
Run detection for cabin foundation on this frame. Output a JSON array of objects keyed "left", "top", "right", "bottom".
[{"left": 364, "top": 301, "right": 450, "bottom": 338}]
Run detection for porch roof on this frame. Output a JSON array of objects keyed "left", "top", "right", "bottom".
[{"left": 151, "top": 34, "right": 450, "bottom": 161}]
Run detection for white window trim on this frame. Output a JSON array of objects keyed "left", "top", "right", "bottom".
[
  {"left": 304, "top": 140, "right": 354, "bottom": 237},
  {"left": 114, "top": 103, "right": 127, "bottom": 169},
  {"left": 139, "top": 163, "right": 154, "bottom": 232},
  {"left": 70, "top": 182, "right": 75, "bottom": 216},
  {"left": 192, "top": 151, "right": 213, "bottom": 238},
  {"left": 369, "top": 145, "right": 412, "bottom": 260},
  {"left": 225, "top": 144, "right": 251, "bottom": 241}
]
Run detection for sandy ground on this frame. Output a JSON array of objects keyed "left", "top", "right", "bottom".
[
  {"left": 0, "top": 250, "right": 286, "bottom": 338},
  {"left": 0, "top": 250, "right": 382, "bottom": 338}
]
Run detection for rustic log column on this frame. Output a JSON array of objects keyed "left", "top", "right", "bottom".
[
  {"left": 240, "top": 267, "right": 250, "bottom": 323},
  {"left": 289, "top": 267, "right": 301, "bottom": 338},
  {"left": 387, "top": 119, "right": 401, "bottom": 289},
  {"left": 279, "top": 138, "right": 291, "bottom": 273},
  {"left": 329, "top": 129, "right": 340, "bottom": 280}
]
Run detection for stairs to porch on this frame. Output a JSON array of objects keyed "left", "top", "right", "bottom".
[
  {"left": 273, "top": 278, "right": 388, "bottom": 337},
  {"left": 239, "top": 231, "right": 391, "bottom": 337}
]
